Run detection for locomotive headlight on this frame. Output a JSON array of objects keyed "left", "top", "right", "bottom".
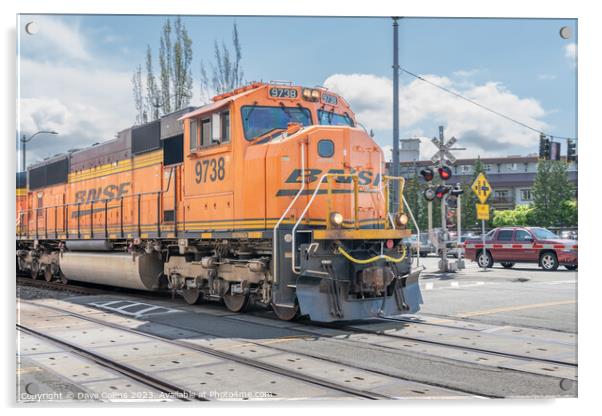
[
  {"left": 395, "top": 213, "right": 409, "bottom": 227},
  {"left": 302, "top": 88, "right": 312, "bottom": 100},
  {"left": 311, "top": 89, "right": 321, "bottom": 101},
  {"left": 330, "top": 212, "right": 344, "bottom": 226}
]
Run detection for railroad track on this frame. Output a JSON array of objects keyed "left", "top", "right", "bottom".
[
  {"left": 19, "top": 300, "right": 452, "bottom": 400},
  {"left": 17, "top": 325, "right": 198, "bottom": 402},
  {"left": 365, "top": 316, "right": 577, "bottom": 367},
  {"left": 18, "top": 276, "right": 576, "bottom": 369},
  {"left": 16, "top": 276, "right": 576, "bottom": 395}
]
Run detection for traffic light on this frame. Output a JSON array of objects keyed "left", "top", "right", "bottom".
[
  {"left": 449, "top": 183, "right": 464, "bottom": 197},
  {"left": 438, "top": 166, "right": 452, "bottom": 181},
  {"left": 420, "top": 168, "right": 434, "bottom": 182},
  {"left": 539, "top": 134, "right": 551, "bottom": 160},
  {"left": 435, "top": 185, "right": 450, "bottom": 199},
  {"left": 423, "top": 187, "right": 436, "bottom": 201},
  {"left": 567, "top": 139, "right": 577, "bottom": 162}
]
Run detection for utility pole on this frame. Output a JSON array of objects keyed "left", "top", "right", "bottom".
[
  {"left": 437, "top": 127, "right": 449, "bottom": 272},
  {"left": 391, "top": 17, "right": 400, "bottom": 213}
]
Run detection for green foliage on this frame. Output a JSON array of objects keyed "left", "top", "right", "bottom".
[
  {"left": 492, "top": 204, "right": 535, "bottom": 227},
  {"left": 559, "top": 199, "right": 578, "bottom": 226},
  {"left": 532, "top": 160, "right": 575, "bottom": 226}
]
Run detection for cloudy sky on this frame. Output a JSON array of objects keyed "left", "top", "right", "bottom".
[{"left": 17, "top": 15, "right": 577, "bottom": 168}]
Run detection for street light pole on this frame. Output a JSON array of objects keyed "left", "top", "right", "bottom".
[
  {"left": 20, "top": 130, "right": 59, "bottom": 172},
  {"left": 391, "top": 16, "right": 400, "bottom": 213}
]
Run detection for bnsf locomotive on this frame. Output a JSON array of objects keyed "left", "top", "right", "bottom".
[{"left": 16, "top": 82, "right": 422, "bottom": 322}]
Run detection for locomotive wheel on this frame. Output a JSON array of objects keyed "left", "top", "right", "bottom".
[
  {"left": 43, "top": 267, "right": 54, "bottom": 282},
  {"left": 223, "top": 292, "right": 249, "bottom": 313},
  {"left": 30, "top": 262, "right": 40, "bottom": 280},
  {"left": 59, "top": 272, "right": 68, "bottom": 285},
  {"left": 182, "top": 288, "right": 203, "bottom": 305},
  {"left": 272, "top": 303, "right": 299, "bottom": 321}
]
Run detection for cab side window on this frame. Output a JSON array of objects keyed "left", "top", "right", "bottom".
[
  {"left": 515, "top": 230, "right": 533, "bottom": 241},
  {"left": 497, "top": 230, "right": 513, "bottom": 241},
  {"left": 221, "top": 111, "right": 230, "bottom": 143},
  {"left": 201, "top": 118, "right": 211, "bottom": 147},
  {"left": 189, "top": 119, "right": 198, "bottom": 151}
]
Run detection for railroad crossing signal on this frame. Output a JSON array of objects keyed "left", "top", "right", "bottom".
[
  {"left": 430, "top": 136, "right": 457, "bottom": 164},
  {"left": 471, "top": 172, "right": 492, "bottom": 204},
  {"left": 476, "top": 203, "right": 490, "bottom": 220}
]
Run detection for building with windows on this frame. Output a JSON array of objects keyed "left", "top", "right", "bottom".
[{"left": 394, "top": 154, "right": 578, "bottom": 210}]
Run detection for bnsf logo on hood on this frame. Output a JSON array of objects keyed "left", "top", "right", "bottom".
[{"left": 285, "top": 169, "right": 381, "bottom": 186}]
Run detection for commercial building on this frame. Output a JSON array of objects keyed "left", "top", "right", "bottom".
[{"left": 394, "top": 154, "right": 578, "bottom": 210}]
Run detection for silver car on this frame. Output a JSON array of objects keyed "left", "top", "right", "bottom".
[{"left": 407, "top": 233, "right": 436, "bottom": 257}]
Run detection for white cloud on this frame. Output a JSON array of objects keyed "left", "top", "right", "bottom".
[
  {"left": 324, "top": 73, "right": 548, "bottom": 158},
  {"left": 19, "top": 16, "right": 135, "bottom": 164},
  {"left": 565, "top": 43, "right": 577, "bottom": 60},
  {"left": 21, "top": 16, "right": 91, "bottom": 62}
]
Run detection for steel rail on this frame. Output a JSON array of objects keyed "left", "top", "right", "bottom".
[
  {"left": 16, "top": 324, "right": 199, "bottom": 402},
  {"left": 370, "top": 316, "right": 577, "bottom": 368}
]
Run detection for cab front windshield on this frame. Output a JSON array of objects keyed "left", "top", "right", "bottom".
[{"left": 241, "top": 105, "right": 312, "bottom": 140}]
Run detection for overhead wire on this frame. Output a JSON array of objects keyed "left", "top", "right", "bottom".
[{"left": 398, "top": 67, "right": 577, "bottom": 141}]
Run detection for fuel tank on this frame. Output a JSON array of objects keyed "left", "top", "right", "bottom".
[{"left": 59, "top": 252, "right": 163, "bottom": 290}]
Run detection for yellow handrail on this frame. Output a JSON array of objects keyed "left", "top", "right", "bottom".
[
  {"left": 337, "top": 244, "right": 407, "bottom": 264},
  {"left": 382, "top": 175, "right": 406, "bottom": 229}
]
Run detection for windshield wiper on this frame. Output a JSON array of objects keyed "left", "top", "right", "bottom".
[
  {"left": 244, "top": 101, "right": 258, "bottom": 121},
  {"left": 279, "top": 102, "right": 293, "bottom": 120}
]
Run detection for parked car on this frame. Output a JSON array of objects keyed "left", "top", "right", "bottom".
[
  {"left": 447, "top": 234, "right": 478, "bottom": 258},
  {"left": 406, "top": 233, "right": 436, "bottom": 257},
  {"left": 560, "top": 230, "right": 578, "bottom": 240},
  {"left": 463, "top": 227, "right": 578, "bottom": 271}
]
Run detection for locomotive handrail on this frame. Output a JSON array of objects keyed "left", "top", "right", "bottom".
[
  {"left": 291, "top": 172, "right": 361, "bottom": 275},
  {"left": 16, "top": 188, "right": 170, "bottom": 241},
  {"left": 382, "top": 175, "right": 406, "bottom": 230},
  {"left": 273, "top": 142, "right": 306, "bottom": 284}
]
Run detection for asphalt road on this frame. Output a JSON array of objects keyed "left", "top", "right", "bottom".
[{"left": 415, "top": 255, "right": 577, "bottom": 333}]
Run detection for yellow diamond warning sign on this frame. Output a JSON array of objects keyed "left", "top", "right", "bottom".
[
  {"left": 476, "top": 203, "right": 490, "bottom": 220},
  {"left": 471, "top": 173, "right": 492, "bottom": 204}
]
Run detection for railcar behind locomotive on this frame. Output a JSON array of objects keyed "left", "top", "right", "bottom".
[{"left": 16, "top": 82, "right": 422, "bottom": 322}]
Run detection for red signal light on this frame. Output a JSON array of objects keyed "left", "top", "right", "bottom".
[
  {"left": 435, "top": 185, "right": 450, "bottom": 199},
  {"left": 420, "top": 168, "right": 434, "bottom": 182},
  {"left": 438, "top": 166, "right": 452, "bottom": 180}
]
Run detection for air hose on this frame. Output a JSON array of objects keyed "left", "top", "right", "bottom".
[{"left": 336, "top": 244, "right": 407, "bottom": 264}]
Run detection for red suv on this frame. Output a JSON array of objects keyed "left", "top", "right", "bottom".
[{"left": 464, "top": 227, "right": 578, "bottom": 271}]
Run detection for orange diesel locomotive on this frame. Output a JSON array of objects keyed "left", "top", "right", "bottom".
[{"left": 16, "top": 82, "right": 422, "bottom": 322}]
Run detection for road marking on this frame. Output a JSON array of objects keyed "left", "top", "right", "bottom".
[
  {"left": 424, "top": 282, "right": 434, "bottom": 290},
  {"left": 538, "top": 280, "right": 577, "bottom": 285},
  {"left": 451, "top": 282, "right": 459, "bottom": 288},
  {"left": 456, "top": 300, "right": 576, "bottom": 318}
]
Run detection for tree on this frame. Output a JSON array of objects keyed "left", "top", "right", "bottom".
[
  {"left": 131, "top": 64, "right": 145, "bottom": 125},
  {"left": 159, "top": 19, "right": 172, "bottom": 114},
  {"left": 532, "top": 160, "right": 574, "bottom": 227},
  {"left": 172, "top": 17, "right": 193, "bottom": 110},
  {"left": 403, "top": 170, "right": 427, "bottom": 232},
  {"left": 131, "top": 17, "right": 194, "bottom": 123},
  {"left": 200, "top": 23, "right": 245, "bottom": 101},
  {"left": 145, "top": 45, "right": 160, "bottom": 121}
]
